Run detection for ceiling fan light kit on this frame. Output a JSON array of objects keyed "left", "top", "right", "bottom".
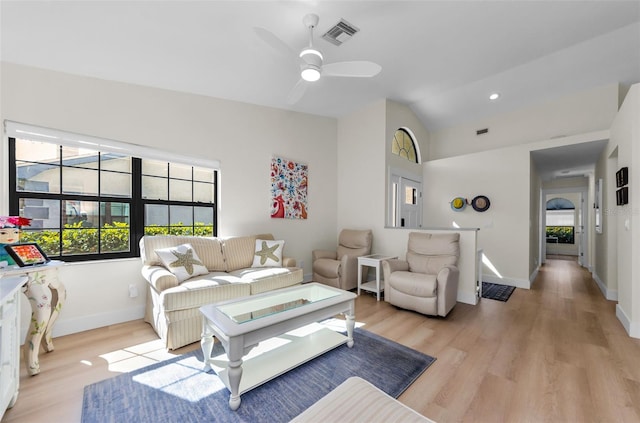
[
  {"left": 301, "top": 66, "right": 321, "bottom": 82},
  {"left": 300, "top": 47, "right": 323, "bottom": 81},
  {"left": 256, "top": 13, "right": 382, "bottom": 103}
]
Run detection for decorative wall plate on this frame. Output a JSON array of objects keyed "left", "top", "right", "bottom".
[
  {"left": 450, "top": 197, "right": 467, "bottom": 211},
  {"left": 471, "top": 195, "right": 491, "bottom": 212}
]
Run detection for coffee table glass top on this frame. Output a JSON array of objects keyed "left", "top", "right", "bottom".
[{"left": 216, "top": 284, "right": 342, "bottom": 324}]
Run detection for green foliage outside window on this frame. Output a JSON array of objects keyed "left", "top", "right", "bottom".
[
  {"left": 143, "top": 223, "right": 214, "bottom": 237},
  {"left": 20, "top": 222, "right": 213, "bottom": 256},
  {"left": 545, "top": 226, "right": 575, "bottom": 244}
]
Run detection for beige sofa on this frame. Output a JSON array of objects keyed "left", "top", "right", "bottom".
[{"left": 140, "top": 234, "right": 303, "bottom": 349}]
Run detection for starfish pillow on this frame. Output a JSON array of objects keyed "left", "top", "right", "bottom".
[
  {"left": 155, "top": 243, "right": 209, "bottom": 282},
  {"left": 252, "top": 239, "right": 285, "bottom": 268}
]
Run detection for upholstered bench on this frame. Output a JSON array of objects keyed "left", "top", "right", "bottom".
[{"left": 291, "top": 376, "right": 435, "bottom": 423}]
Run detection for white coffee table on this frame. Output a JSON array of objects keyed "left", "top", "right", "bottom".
[{"left": 200, "top": 282, "right": 356, "bottom": 410}]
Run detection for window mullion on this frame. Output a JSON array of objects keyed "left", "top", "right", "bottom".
[{"left": 131, "top": 158, "right": 143, "bottom": 256}]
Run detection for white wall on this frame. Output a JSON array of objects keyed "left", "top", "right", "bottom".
[
  {"left": 429, "top": 83, "right": 620, "bottom": 160},
  {"left": 529, "top": 156, "right": 541, "bottom": 278},
  {"left": 424, "top": 143, "right": 532, "bottom": 287},
  {"left": 424, "top": 131, "right": 609, "bottom": 289},
  {"left": 609, "top": 84, "right": 640, "bottom": 338},
  {"left": 1, "top": 62, "right": 338, "bottom": 337},
  {"left": 336, "top": 99, "right": 479, "bottom": 304},
  {"left": 592, "top": 145, "right": 618, "bottom": 300}
]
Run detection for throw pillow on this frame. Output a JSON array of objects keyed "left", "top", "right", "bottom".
[
  {"left": 155, "top": 243, "right": 208, "bottom": 282},
  {"left": 252, "top": 239, "right": 285, "bottom": 268}
]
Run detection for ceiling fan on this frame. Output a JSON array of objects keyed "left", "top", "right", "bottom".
[{"left": 255, "top": 13, "right": 382, "bottom": 104}]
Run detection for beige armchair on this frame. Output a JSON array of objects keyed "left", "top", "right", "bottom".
[
  {"left": 382, "top": 232, "right": 460, "bottom": 317},
  {"left": 313, "top": 229, "right": 373, "bottom": 291}
]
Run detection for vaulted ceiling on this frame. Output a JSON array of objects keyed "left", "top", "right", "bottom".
[{"left": 2, "top": 1, "right": 639, "bottom": 133}]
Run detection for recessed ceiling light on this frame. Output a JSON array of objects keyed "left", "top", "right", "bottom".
[{"left": 489, "top": 93, "right": 500, "bottom": 100}]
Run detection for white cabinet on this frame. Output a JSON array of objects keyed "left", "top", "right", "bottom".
[{"left": 0, "top": 276, "right": 27, "bottom": 419}]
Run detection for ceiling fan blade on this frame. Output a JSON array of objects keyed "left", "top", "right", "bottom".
[
  {"left": 322, "top": 61, "right": 382, "bottom": 78},
  {"left": 287, "top": 79, "right": 308, "bottom": 104},
  {"left": 253, "top": 27, "right": 297, "bottom": 61}
]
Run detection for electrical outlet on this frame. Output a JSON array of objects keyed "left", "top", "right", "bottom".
[{"left": 129, "top": 284, "right": 138, "bottom": 298}]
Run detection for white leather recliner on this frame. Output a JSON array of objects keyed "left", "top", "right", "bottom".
[{"left": 382, "top": 232, "right": 460, "bottom": 317}]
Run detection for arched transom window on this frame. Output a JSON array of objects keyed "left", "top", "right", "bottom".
[{"left": 391, "top": 128, "right": 418, "bottom": 163}]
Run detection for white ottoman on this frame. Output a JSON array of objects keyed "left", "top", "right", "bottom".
[{"left": 290, "top": 376, "right": 435, "bottom": 423}]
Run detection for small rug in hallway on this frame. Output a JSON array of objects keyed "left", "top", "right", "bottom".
[
  {"left": 81, "top": 328, "right": 435, "bottom": 423},
  {"left": 482, "top": 282, "right": 516, "bottom": 302}
]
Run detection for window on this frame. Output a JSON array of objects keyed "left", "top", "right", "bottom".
[
  {"left": 141, "top": 160, "right": 216, "bottom": 236},
  {"left": 8, "top": 129, "right": 217, "bottom": 262},
  {"left": 546, "top": 198, "right": 575, "bottom": 244},
  {"left": 391, "top": 128, "right": 418, "bottom": 163}
]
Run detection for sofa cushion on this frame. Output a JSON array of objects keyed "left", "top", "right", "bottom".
[
  {"left": 407, "top": 233, "right": 459, "bottom": 274},
  {"left": 223, "top": 235, "right": 257, "bottom": 271},
  {"left": 155, "top": 243, "right": 209, "bottom": 282},
  {"left": 230, "top": 267, "right": 304, "bottom": 295},
  {"left": 388, "top": 271, "right": 437, "bottom": 298},
  {"left": 141, "top": 236, "right": 226, "bottom": 271},
  {"left": 252, "top": 239, "right": 284, "bottom": 267},
  {"left": 160, "top": 272, "right": 251, "bottom": 312}
]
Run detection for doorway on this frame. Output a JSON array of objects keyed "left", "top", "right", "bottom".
[
  {"left": 389, "top": 172, "right": 422, "bottom": 228},
  {"left": 541, "top": 188, "right": 588, "bottom": 267}
]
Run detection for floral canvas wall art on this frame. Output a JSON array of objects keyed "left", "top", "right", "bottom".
[{"left": 270, "top": 156, "right": 308, "bottom": 219}]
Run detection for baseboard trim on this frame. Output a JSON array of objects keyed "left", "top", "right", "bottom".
[
  {"left": 592, "top": 272, "right": 618, "bottom": 301},
  {"left": 616, "top": 305, "right": 640, "bottom": 339},
  {"left": 529, "top": 266, "right": 539, "bottom": 287},
  {"left": 21, "top": 305, "right": 146, "bottom": 342},
  {"left": 483, "top": 275, "right": 530, "bottom": 290},
  {"left": 457, "top": 290, "right": 478, "bottom": 306}
]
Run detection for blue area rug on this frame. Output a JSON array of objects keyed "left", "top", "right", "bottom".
[{"left": 82, "top": 328, "right": 435, "bottom": 423}]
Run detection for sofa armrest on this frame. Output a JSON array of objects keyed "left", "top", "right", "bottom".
[
  {"left": 312, "top": 249, "right": 337, "bottom": 261},
  {"left": 382, "top": 259, "right": 409, "bottom": 283},
  {"left": 141, "top": 265, "right": 179, "bottom": 292},
  {"left": 282, "top": 256, "right": 297, "bottom": 267},
  {"left": 436, "top": 265, "right": 460, "bottom": 316}
]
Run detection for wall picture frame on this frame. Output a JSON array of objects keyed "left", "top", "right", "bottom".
[
  {"left": 616, "top": 186, "right": 629, "bottom": 206},
  {"left": 616, "top": 166, "right": 628, "bottom": 187}
]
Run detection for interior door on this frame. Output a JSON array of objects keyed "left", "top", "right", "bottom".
[{"left": 399, "top": 177, "right": 422, "bottom": 228}]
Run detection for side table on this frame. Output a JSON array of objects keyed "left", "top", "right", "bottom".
[
  {"left": 0, "top": 260, "right": 66, "bottom": 375},
  {"left": 357, "top": 254, "right": 397, "bottom": 301}
]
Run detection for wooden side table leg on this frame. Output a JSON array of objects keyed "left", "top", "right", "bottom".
[{"left": 22, "top": 272, "right": 53, "bottom": 376}]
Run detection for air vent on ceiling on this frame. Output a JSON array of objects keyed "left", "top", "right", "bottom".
[
  {"left": 476, "top": 128, "right": 489, "bottom": 135},
  {"left": 322, "top": 19, "right": 359, "bottom": 46}
]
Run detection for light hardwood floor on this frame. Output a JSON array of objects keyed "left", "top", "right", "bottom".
[{"left": 4, "top": 257, "right": 640, "bottom": 422}]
